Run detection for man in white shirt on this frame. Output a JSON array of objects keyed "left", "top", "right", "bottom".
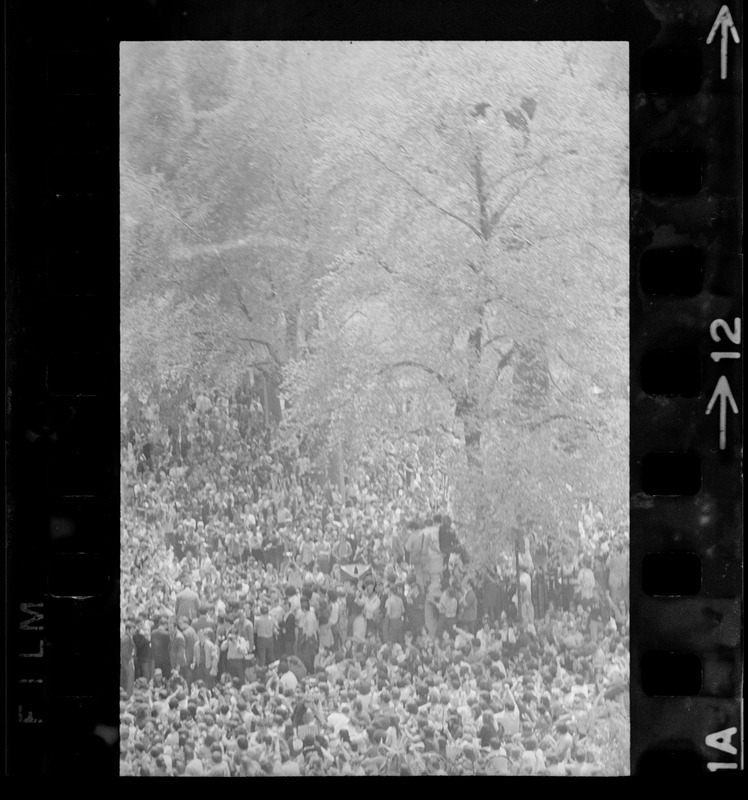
[{"left": 327, "top": 703, "right": 352, "bottom": 735}]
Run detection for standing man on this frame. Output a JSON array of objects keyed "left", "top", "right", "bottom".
[
  {"left": 254, "top": 605, "right": 277, "bottom": 667},
  {"left": 120, "top": 622, "right": 135, "bottom": 696},
  {"left": 179, "top": 617, "right": 199, "bottom": 686},
  {"left": 383, "top": 586, "right": 405, "bottom": 645},
  {"left": 133, "top": 618, "right": 153, "bottom": 682},
  {"left": 458, "top": 580, "right": 478, "bottom": 635},
  {"left": 193, "top": 628, "right": 219, "bottom": 689},
  {"left": 405, "top": 577, "right": 425, "bottom": 638},
  {"left": 168, "top": 617, "right": 187, "bottom": 679},
  {"left": 221, "top": 622, "right": 250, "bottom": 684},
  {"left": 280, "top": 600, "right": 297, "bottom": 657},
  {"left": 437, "top": 587, "right": 458, "bottom": 639},
  {"left": 296, "top": 597, "right": 319, "bottom": 674},
  {"left": 150, "top": 617, "right": 171, "bottom": 677},
  {"left": 175, "top": 581, "right": 200, "bottom": 623}
]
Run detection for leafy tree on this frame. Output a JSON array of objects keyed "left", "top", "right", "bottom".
[
  {"left": 121, "top": 42, "right": 629, "bottom": 560},
  {"left": 280, "top": 42, "right": 628, "bottom": 557}
]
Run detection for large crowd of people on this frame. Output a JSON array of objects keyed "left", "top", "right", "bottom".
[{"left": 119, "top": 382, "right": 630, "bottom": 776}]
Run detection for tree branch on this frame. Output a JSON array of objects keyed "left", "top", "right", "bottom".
[
  {"left": 483, "top": 333, "right": 512, "bottom": 350},
  {"left": 488, "top": 344, "right": 517, "bottom": 398},
  {"left": 522, "top": 413, "right": 573, "bottom": 432},
  {"left": 487, "top": 151, "right": 583, "bottom": 237},
  {"left": 488, "top": 161, "right": 547, "bottom": 236},
  {"left": 484, "top": 293, "right": 541, "bottom": 320},
  {"left": 237, "top": 337, "right": 282, "bottom": 365},
  {"left": 379, "top": 360, "right": 455, "bottom": 399},
  {"left": 364, "top": 149, "right": 483, "bottom": 239},
  {"left": 164, "top": 205, "right": 274, "bottom": 357},
  {"left": 494, "top": 344, "right": 516, "bottom": 376}
]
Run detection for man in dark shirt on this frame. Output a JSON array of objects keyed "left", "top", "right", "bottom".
[
  {"left": 169, "top": 618, "right": 187, "bottom": 677},
  {"left": 150, "top": 617, "right": 171, "bottom": 677},
  {"left": 192, "top": 606, "right": 215, "bottom": 634},
  {"left": 280, "top": 600, "right": 297, "bottom": 657},
  {"left": 120, "top": 622, "right": 135, "bottom": 696},
  {"left": 179, "top": 617, "right": 199, "bottom": 686},
  {"left": 438, "top": 516, "right": 455, "bottom": 554},
  {"left": 133, "top": 620, "right": 153, "bottom": 681},
  {"left": 175, "top": 583, "right": 200, "bottom": 622}
]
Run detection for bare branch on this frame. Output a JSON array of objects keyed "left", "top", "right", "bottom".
[
  {"left": 340, "top": 309, "right": 368, "bottom": 328},
  {"left": 487, "top": 344, "right": 517, "bottom": 399},
  {"left": 406, "top": 424, "right": 457, "bottom": 438},
  {"left": 488, "top": 161, "right": 547, "bottom": 236},
  {"left": 163, "top": 205, "right": 284, "bottom": 367},
  {"left": 522, "top": 413, "right": 573, "bottom": 432},
  {"left": 379, "top": 360, "right": 455, "bottom": 399},
  {"left": 237, "top": 337, "right": 282, "bottom": 365},
  {"left": 483, "top": 333, "right": 512, "bottom": 350},
  {"left": 484, "top": 293, "right": 542, "bottom": 320},
  {"left": 364, "top": 149, "right": 483, "bottom": 239},
  {"left": 494, "top": 344, "right": 516, "bottom": 376},
  {"left": 488, "top": 151, "right": 581, "bottom": 237}
]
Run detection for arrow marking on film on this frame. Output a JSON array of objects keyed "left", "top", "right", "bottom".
[
  {"left": 706, "top": 375, "right": 739, "bottom": 450},
  {"left": 707, "top": 5, "right": 740, "bottom": 80}
]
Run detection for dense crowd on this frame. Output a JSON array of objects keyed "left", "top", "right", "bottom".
[{"left": 120, "top": 383, "right": 630, "bottom": 776}]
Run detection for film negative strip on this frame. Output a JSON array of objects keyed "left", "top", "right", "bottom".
[
  {"left": 5, "top": 0, "right": 742, "bottom": 779},
  {"left": 632, "top": 2, "right": 743, "bottom": 776}
]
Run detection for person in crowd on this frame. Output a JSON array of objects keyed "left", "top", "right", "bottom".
[
  {"left": 150, "top": 617, "right": 171, "bottom": 677},
  {"left": 221, "top": 622, "right": 251, "bottom": 683},
  {"left": 296, "top": 597, "right": 319, "bottom": 674},
  {"left": 255, "top": 605, "right": 277, "bottom": 667},
  {"left": 437, "top": 587, "right": 458, "bottom": 639},
  {"left": 383, "top": 585, "right": 405, "bottom": 645},
  {"left": 168, "top": 617, "right": 187, "bottom": 678},
  {"left": 175, "top": 581, "right": 200, "bottom": 622},
  {"left": 120, "top": 622, "right": 136, "bottom": 696},
  {"left": 133, "top": 618, "right": 153, "bottom": 682},
  {"left": 458, "top": 579, "right": 478, "bottom": 635}
]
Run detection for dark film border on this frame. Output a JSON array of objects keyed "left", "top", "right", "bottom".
[{"left": 5, "top": 0, "right": 742, "bottom": 778}]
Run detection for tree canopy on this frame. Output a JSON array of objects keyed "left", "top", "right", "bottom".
[{"left": 121, "top": 41, "right": 629, "bottom": 560}]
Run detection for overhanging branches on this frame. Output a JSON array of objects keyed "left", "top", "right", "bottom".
[{"left": 378, "top": 360, "right": 456, "bottom": 401}]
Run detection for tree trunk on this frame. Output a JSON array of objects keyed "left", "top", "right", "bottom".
[
  {"left": 285, "top": 302, "right": 300, "bottom": 360},
  {"left": 327, "top": 444, "right": 346, "bottom": 496},
  {"left": 458, "top": 305, "right": 485, "bottom": 472},
  {"left": 263, "top": 374, "right": 283, "bottom": 423}
]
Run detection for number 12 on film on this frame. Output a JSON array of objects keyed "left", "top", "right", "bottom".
[{"left": 707, "top": 318, "right": 740, "bottom": 451}]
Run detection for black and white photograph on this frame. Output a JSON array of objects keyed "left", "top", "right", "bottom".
[{"left": 119, "top": 41, "right": 630, "bottom": 776}]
